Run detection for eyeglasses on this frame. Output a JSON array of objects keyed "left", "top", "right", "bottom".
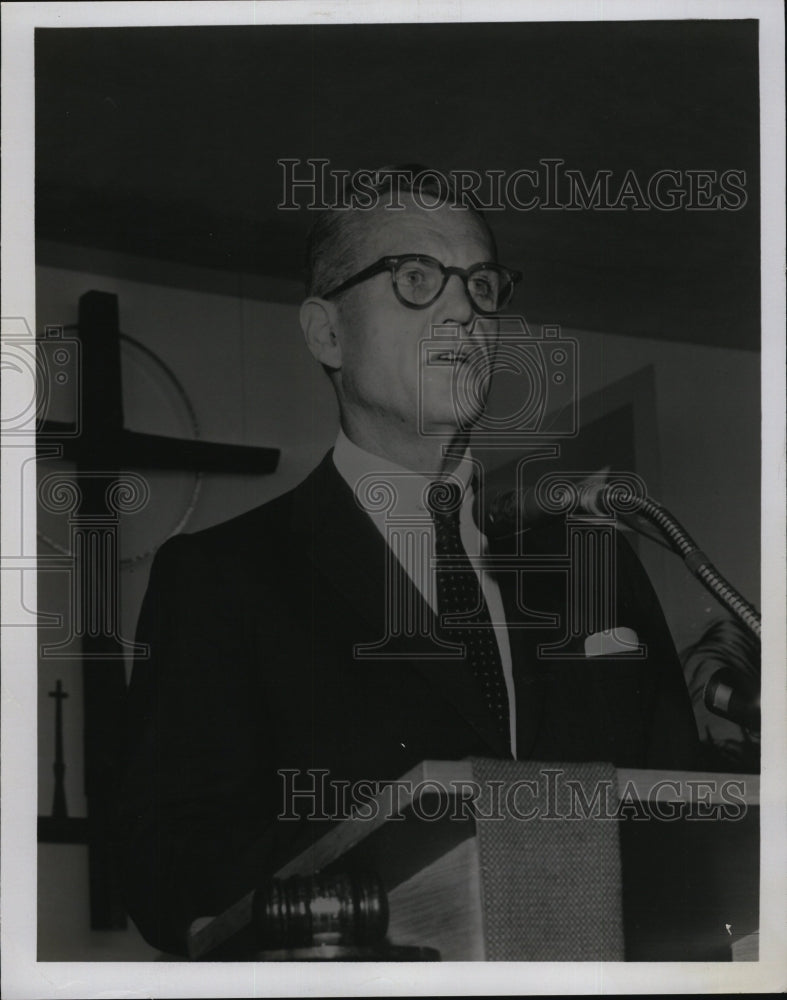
[{"left": 321, "top": 254, "right": 522, "bottom": 315}]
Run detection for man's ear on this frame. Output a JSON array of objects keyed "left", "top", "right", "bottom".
[{"left": 300, "top": 298, "right": 343, "bottom": 371}]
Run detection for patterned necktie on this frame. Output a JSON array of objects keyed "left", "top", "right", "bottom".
[{"left": 426, "top": 480, "right": 510, "bottom": 744}]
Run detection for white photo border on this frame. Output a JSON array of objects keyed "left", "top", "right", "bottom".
[{"left": 2, "top": 1, "right": 784, "bottom": 996}]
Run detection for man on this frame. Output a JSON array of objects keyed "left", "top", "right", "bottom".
[{"left": 117, "top": 169, "right": 699, "bottom": 955}]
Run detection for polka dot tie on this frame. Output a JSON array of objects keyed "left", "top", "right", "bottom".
[{"left": 426, "top": 481, "right": 510, "bottom": 744}]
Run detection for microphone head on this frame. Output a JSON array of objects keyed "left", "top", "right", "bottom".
[{"left": 484, "top": 467, "right": 611, "bottom": 537}]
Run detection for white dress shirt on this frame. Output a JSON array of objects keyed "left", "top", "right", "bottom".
[{"left": 333, "top": 429, "right": 517, "bottom": 757}]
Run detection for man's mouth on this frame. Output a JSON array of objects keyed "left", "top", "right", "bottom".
[{"left": 432, "top": 350, "right": 471, "bottom": 364}]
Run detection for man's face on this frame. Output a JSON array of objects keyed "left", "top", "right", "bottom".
[{"left": 331, "top": 198, "right": 498, "bottom": 440}]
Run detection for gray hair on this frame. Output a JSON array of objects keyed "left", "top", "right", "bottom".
[{"left": 304, "top": 164, "right": 498, "bottom": 299}]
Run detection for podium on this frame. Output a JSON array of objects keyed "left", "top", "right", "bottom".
[{"left": 189, "top": 760, "right": 759, "bottom": 962}]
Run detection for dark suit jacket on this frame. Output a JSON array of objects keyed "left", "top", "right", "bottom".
[{"left": 116, "top": 450, "right": 699, "bottom": 953}]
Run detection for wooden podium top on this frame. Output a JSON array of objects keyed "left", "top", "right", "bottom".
[
  {"left": 189, "top": 762, "right": 759, "bottom": 961},
  {"left": 275, "top": 760, "right": 759, "bottom": 878}
]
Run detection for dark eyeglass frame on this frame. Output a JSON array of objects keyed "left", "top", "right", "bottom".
[{"left": 321, "top": 254, "right": 522, "bottom": 315}]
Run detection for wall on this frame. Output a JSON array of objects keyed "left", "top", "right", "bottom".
[
  {"left": 567, "top": 325, "right": 759, "bottom": 651},
  {"left": 34, "top": 249, "right": 759, "bottom": 958}
]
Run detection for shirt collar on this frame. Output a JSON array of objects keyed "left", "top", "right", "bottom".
[{"left": 333, "top": 428, "right": 476, "bottom": 517}]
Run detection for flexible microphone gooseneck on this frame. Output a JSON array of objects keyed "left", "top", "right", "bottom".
[{"left": 486, "top": 482, "right": 762, "bottom": 640}]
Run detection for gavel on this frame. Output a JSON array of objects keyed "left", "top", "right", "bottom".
[
  {"left": 254, "top": 871, "right": 388, "bottom": 949},
  {"left": 189, "top": 871, "right": 440, "bottom": 960}
]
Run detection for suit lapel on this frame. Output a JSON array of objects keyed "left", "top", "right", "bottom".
[
  {"left": 290, "top": 452, "right": 510, "bottom": 758},
  {"left": 290, "top": 451, "right": 400, "bottom": 639}
]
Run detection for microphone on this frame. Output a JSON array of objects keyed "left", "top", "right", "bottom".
[
  {"left": 484, "top": 469, "right": 610, "bottom": 538},
  {"left": 703, "top": 667, "right": 761, "bottom": 733},
  {"left": 483, "top": 471, "right": 761, "bottom": 638}
]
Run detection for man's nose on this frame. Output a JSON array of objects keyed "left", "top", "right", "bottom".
[{"left": 438, "top": 274, "right": 475, "bottom": 328}]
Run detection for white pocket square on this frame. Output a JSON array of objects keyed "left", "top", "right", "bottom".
[{"left": 584, "top": 627, "right": 640, "bottom": 657}]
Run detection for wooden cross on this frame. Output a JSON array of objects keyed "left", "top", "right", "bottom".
[{"left": 37, "top": 290, "right": 280, "bottom": 929}]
